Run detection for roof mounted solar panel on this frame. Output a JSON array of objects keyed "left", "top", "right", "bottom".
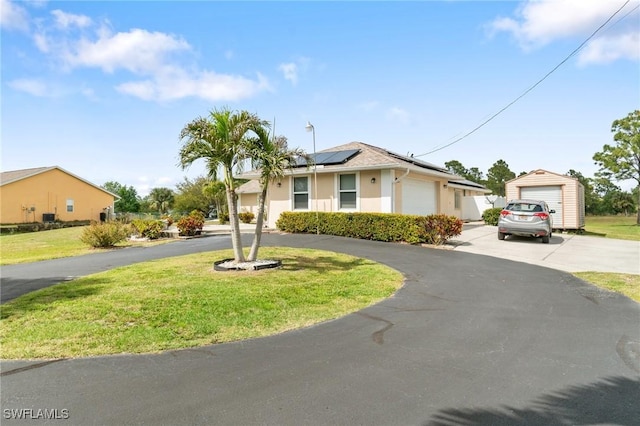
[{"left": 295, "top": 149, "right": 361, "bottom": 167}]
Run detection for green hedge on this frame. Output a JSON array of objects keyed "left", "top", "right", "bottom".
[
  {"left": 276, "top": 212, "right": 462, "bottom": 245},
  {"left": 482, "top": 207, "right": 503, "bottom": 226}
]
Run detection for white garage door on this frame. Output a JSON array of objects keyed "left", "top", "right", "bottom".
[
  {"left": 402, "top": 179, "right": 437, "bottom": 215},
  {"left": 521, "top": 186, "right": 563, "bottom": 228}
]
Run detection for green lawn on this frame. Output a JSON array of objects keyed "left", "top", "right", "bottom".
[
  {"left": 0, "top": 226, "right": 171, "bottom": 265},
  {"left": 0, "top": 248, "right": 403, "bottom": 359},
  {"left": 584, "top": 215, "right": 640, "bottom": 241}
]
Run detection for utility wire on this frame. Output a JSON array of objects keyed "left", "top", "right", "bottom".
[{"left": 414, "top": 0, "right": 635, "bottom": 158}]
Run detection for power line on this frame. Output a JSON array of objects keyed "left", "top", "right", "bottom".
[{"left": 414, "top": 0, "right": 635, "bottom": 159}]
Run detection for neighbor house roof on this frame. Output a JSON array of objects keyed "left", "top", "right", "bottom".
[{"left": 0, "top": 166, "right": 119, "bottom": 198}]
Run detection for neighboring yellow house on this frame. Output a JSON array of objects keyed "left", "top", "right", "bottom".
[
  {"left": 236, "top": 142, "right": 491, "bottom": 228},
  {"left": 0, "top": 166, "right": 118, "bottom": 224}
]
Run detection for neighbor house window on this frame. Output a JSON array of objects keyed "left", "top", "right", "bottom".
[
  {"left": 293, "top": 177, "right": 309, "bottom": 210},
  {"left": 339, "top": 174, "right": 357, "bottom": 209},
  {"left": 66, "top": 199, "right": 74, "bottom": 213},
  {"left": 454, "top": 191, "right": 461, "bottom": 209}
]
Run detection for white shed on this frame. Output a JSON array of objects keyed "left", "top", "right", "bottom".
[{"left": 505, "top": 169, "right": 585, "bottom": 231}]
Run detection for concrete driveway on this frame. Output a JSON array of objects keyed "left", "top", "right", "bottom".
[
  {"left": 1, "top": 233, "right": 639, "bottom": 425},
  {"left": 450, "top": 224, "right": 640, "bottom": 275}
]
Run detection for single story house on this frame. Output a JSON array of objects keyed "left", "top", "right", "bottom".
[
  {"left": 0, "top": 166, "right": 118, "bottom": 224},
  {"left": 236, "top": 141, "right": 491, "bottom": 228},
  {"left": 505, "top": 169, "right": 585, "bottom": 230}
]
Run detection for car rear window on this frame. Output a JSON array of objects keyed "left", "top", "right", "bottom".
[{"left": 506, "top": 203, "right": 543, "bottom": 212}]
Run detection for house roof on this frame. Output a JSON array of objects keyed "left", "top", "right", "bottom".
[
  {"left": 236, "top": 179, "right": 262, "bottom": 194},
  {"left": 239, "top": 141, "right": 459, "bottom": 179},
  {"left": 1, "top": 166, "right": 119, "bottom": 198}
]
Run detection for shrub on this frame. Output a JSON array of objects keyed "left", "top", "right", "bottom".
[
  {"left": 176, "top": 210, "right": 205, "bottom": 236},
  {"left": 238, "top": 211, "right": 255, "bottom": 224},
  {"left": 131, "top": 219, "right": 165, "bottom": 239},
  {"left": 276, "top": 212, "right": 463, "bottom": 245},
  {"left": 218, "top": 211, "right": 230, "bottom": 224},
  {"left": 80, "top": 221, "right": 131, "bottom": 248},
  {"left": 482, "top": 207, "right": 503, "bottom": 226},
  {"left": 161, "top": 215, "right": 174, "bottom": 227}
]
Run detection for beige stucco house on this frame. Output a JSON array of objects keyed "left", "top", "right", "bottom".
[
  {"left": 236, "top": 142, "right": 490, "bottom": 228},
  {"left": 0, "top": 166, "right": 118, "bottom": 224},
  {"left": 505, "top": 169, "right": 585, "bottom": 230}
]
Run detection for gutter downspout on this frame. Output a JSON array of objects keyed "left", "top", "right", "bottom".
[{"left": 392, "top": 168, "right": 410, "bottom": 184}]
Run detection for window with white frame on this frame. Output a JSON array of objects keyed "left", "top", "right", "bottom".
[
  {"left": 454, "top": 190, "right": 461, "bottom": 209},
  {"left": 293, "top": 177, "right": 309, "bottom": 210},
  {"left": 66, "top": 199, "right": 74, "bottom": 213},
  {"left": 339, "top": 174, "right": 357, "bottom": 209}
]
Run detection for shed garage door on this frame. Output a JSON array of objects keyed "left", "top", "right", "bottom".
[
  {"left": 521, "top": 186, "right": 563, "bottom": 228},
  {"left": 402, "top": 179, "right": 437, "bottom": 215}
]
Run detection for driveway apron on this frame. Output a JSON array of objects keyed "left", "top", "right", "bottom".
[{"left": 1, "top": 233, "right": 639, "bottom": 425}]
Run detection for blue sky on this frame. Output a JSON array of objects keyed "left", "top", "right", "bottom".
[{"left": 2, "top": 0, "right": 639, "bottom": 195}]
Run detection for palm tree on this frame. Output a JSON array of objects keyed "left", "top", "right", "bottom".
[
  {"left": 246, "top": 124, "right": 305, "bottom": 261},
  {"left": 148, "top": 187, "right": 174, "bottom": 215},
  {"left": 178, "top": 108, "right": 264, "bottom": 263}
]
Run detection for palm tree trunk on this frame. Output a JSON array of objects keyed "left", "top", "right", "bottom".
[
  {"left": 248, "top": 186, "right": 268, "bottom": 261},
  {"left": 226, "top": 185, "right": 245, "bottom": 263}
]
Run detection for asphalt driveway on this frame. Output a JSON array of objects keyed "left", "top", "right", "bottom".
[{"left": 1, "top": 232, "right": 639, "bottom": 425}]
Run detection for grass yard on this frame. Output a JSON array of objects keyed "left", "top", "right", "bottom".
[
  {"left": 0, "top": 226, "right": 171, "bottom": 265},
  {"left": 584, "top": 215, "right": 640, "bottom": 241},
  {"left": 574, "top": 272, "right": 640, "bottom": 302},
  {"left": 0, "top": 247, "right": 403, "bottom": 360}
]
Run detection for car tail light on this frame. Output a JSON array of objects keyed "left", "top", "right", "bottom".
[
  {"left": 533, "top": 212, "right": 549, "bottom": 220},
  {"left": 500, "top": 210, "right": 510, "bottom": 217}
]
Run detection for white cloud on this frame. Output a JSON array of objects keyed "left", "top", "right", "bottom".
[
  {"left": 63, "top": 28, "right": 191, "bottom": 74},
  {"left": 16, "top": 6, "right": 272, "bottom": 102},
  {"left": 8, "top": 78, "right": 49, "bottom": 96},
  {"left": 0, "top": 0, "right": 29, "bottom": 31},
  {"left": 116, "top": 68, "right": 272, "bottom": 102},
  {"left": 279, "top": 62, "right": 298, "bottom": 85},
  {"left": 487, "top": 0, "right": 640, "bottom": 64},
  {"left": 578, "top": 31, "right": 640, "bottom": 64},
  {"left": 278, "top": 57, "right": 310, "bottom": 86},
  {"left": 51, "top": 9, "right": 92, "bottom": 30}
]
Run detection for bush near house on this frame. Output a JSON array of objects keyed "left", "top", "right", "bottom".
[
  {"left": 80, "top": 222, "right": 131, "bottom": 248},
  {"left": 482, "top": 207, "right": 503, "bottom": 226},
  {"left": 238, "top": 211, "right": 255, "bottom": 224},
  {"left": 276, "top": 212, "right": 462, "bottom": 245},
  {"left": 218, "top": 211, "right": 230, "bottom": 224},
  {"left": 131, "top": 219, "right": 165, "bottom": 240},
  {"left": 176, "top": 210, "right": 205, "bottom": 236}
]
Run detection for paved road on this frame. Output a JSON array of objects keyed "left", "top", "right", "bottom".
[{"left": 1, "top": 233, "right": 639, "bottom": 425}]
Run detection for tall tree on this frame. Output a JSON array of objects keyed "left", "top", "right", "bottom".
[
  {"left": 179, "top": 108, "right": 263, "bottom": 263},
  {"left": 148, "top": 187, "right": 175, "bottom": 215},
  {"left": 246, "top": 125, "right": 305, "bottom": 261},
  {"left": 445, "top": 160, "right": 484, "bottom": 184},
  {"left": 593, "top": 110, "right": 640, "bottom": 224},
  {"left": 203, "top": 180, "right": 227, "bottom": 217},
  {"left": 485, "top": 159, "right": 515, "bottom": 196},
  {"left": 173, "top": 176, "right": 215, "bottom": 215},
  {"left": 102, "top": 181, "right": 141, "bottom": 213}
]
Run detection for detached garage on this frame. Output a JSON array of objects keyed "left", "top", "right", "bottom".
[{"left": 505, "top": 169, "right": 585, "bottom": 231}]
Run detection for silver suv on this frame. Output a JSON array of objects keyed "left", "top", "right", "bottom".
[{"left": 497, "top": 199, "right": 555, "bottom": 244}]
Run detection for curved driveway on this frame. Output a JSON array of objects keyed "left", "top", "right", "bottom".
[{"left": 1, "top": 233, "right": 639, "bottom": 425}]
